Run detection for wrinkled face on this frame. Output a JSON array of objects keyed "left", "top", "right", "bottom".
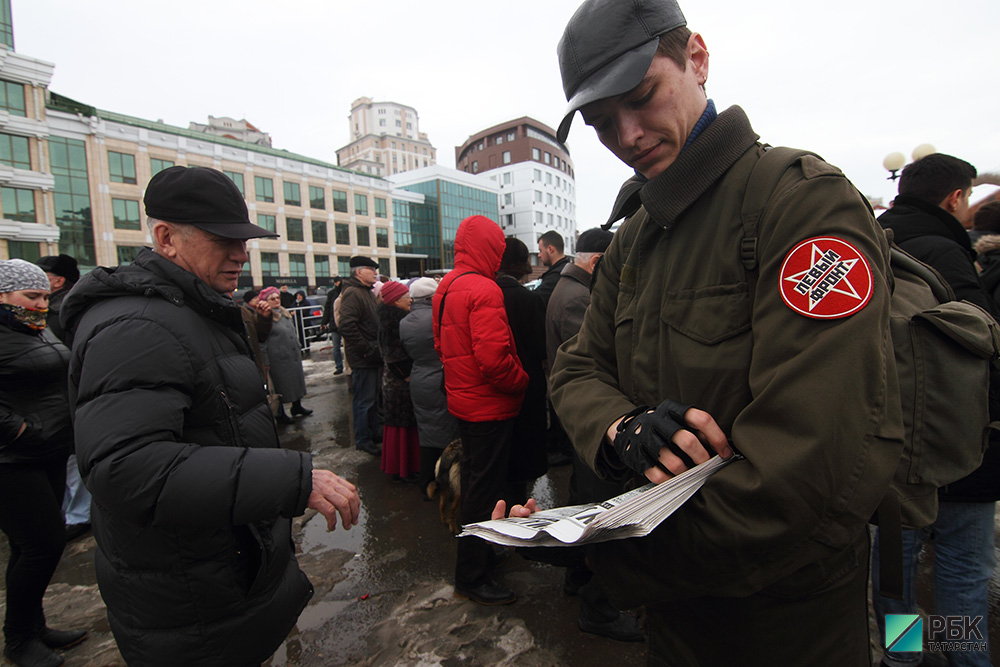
[
  {"left": 391, "top": 294, "right": 412, "bottom": 312},
  {"left": 265, "top": 293, "right": 281, "bottom": 308},
  {"left": 167, "top": 225, "right": 248, "bottom": 295},
  {"left": 580, "top": 42, "right": 709, "bottom": 180},
  {"left": 355, "top": 266, "right": 377, "bottom": 287},
  {"left": 0, "top": 289, "right": 50, "bottom": 310}
]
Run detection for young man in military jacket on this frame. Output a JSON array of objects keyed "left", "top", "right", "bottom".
[{"left": 546, "top": 0, "right": 903, "bottom": 664}]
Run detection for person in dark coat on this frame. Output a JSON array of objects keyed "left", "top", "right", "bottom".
[
  {"left": 495, "top": 238, "right": 548, "bottom": 505},
  {"left": 877, "top": 153, "right": 998, "bottom": 667},
  {"left": 973, "top": 202, "right": 1000, "bottom": 303},
  {"left": 320, "top": 276, "right": 345, "bottom": 374},
  {"left": 377, "top": 281, "right": 420, "bottom": 480},
  {"left": 61, "top": 166, "right": 359, "bottom": 667},
  {"left": 35, "top": 253, "right": 92, "bottom": 543},
  {"left": 338, "top": 257, "right": 383, "bottom": 456},
  {"left": 533, "top": 230, "right": 571, "bottom": 305},
  {"left": 399, "top": 277, "right": 460, "bottom": 498},
  {"left": 0, "top": 260, "right": 87, "bottom": 667}
]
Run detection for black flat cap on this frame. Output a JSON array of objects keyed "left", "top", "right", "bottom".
[
  {"left": 144, "top": 166, "right": 278, "bottom": 239},
  {"left": 349, "top": 256, "right": 379, "bottom": 268},
  {"left": 36, "top": 254, "right": 80, "bottom": 283},
  {"left": 576, "top": 228, "right": 614, "bottom": 253}
]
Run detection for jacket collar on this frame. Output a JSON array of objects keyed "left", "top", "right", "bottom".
[
  {"left": 880, "top": 195, "right": 974, "bottom": 257},
  {"left": 604, "top": 106, "right": 759, "bottom": 229},
  {"left": 560, "top": 262, "right": 592, "bottom": 288}
]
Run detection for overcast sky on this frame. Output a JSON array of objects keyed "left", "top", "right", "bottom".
[{"left": 15, "top": 0, "right": 1000, "bottom": 231}]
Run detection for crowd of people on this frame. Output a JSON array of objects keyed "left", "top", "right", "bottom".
[{"left": 3, "top": 0, "right": 1000, "bottom": 665}]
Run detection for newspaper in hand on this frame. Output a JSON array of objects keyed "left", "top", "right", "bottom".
[{"left": 458, "top": 454, "right": 736, "bottom": 547}]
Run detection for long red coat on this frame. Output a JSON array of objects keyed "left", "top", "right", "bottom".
[{"left": 433, "top": 216, "right": 528, "bottom": 421}]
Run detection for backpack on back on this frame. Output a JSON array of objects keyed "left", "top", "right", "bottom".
[{"left": 740, "top": 147, "right": 1000, "bottom": 596}]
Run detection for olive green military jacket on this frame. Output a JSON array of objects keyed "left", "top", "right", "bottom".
[{"left": 550, "top": 107, "right": 903, "bottom": 607}]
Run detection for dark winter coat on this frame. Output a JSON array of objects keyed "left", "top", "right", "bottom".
[
  {"left": 496, "top": 274, "right": 548, "bottom": 483},
  {"left": 320, "top": 282, "right": 343, "bottom": 331},
  {"left": 975, "top": 234, "right": 1000, "bottom": 305},
  {"left": 264, "top": 309, "right": 307, "bottom": 404},
  {"left": 378, "top": 302, "right": 416, "bottom": 428},
  {"left": 544, "top": 262, "right": 593, "bottom": 367},
  {"left": 45, "top": 286, "right": 72, "bottom": 344},
  {"left": 533, "top": 255, "right": 571, "bottom": 305},
  {"left": 881, "top": 198, "right": 1000, "bottom": 502},
  {"left": 61, "top": 248, "right": 314, "bottom": 667},
  {"left": 399, "top": 298, "right": 459, "bottom": 449},
  {"left": 433, "top": 216, "right": 528, "bottom": 422},
  {"left": 338, "top": 277, "right": 381, "bottom": 369},
  {"left": 0, "top": 319, "right": 73, "bottom": 465}
]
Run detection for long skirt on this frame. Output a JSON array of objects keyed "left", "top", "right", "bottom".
[{"left": 380, "top": 425, "right": 421, "bottom": 478}]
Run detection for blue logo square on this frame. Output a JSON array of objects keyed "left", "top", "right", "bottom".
[{"left": 886, "top": 614, "right": 922, "bottom": 653}]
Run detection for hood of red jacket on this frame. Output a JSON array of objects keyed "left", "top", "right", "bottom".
[{"left": 454, "top": 215, "right": 504, "bottom": 276}]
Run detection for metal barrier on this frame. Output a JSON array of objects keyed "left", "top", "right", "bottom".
[{"left": 285, "top": 303, "right": 326, "bottom": 353}]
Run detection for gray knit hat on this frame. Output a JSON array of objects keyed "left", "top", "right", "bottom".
[{"left": 0, "top": 259, "right": 51, "bottom": 293}]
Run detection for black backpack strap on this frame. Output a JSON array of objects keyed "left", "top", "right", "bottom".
[
  {"left": 875, "top": 491, "right": 905, "bottom": 600},
  {"left": 435, "top": 271, "right": 477, "bottom": 340}
]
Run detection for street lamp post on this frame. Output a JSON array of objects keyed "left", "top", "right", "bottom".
[{"left": 883, "top": 144, "right": 936, "bottom": 181}]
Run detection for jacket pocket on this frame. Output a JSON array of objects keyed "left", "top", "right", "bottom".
[
  {"left": 614, "top": 282, "right": 636, "bottom": 398},
  {"left": 660, "top": 283, "right": 751, "bottom": 345}
]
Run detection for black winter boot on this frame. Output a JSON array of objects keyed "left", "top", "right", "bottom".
[
  {"left": 3, "top": 637, "right": 64, "bottom": 667},
  {"left": 38, "top": 626, "right": 87, "bottom": 650}
]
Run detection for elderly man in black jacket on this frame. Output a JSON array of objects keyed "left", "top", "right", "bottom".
[{"left": 62, "top": 167, "right": 360, "bottom": 667}]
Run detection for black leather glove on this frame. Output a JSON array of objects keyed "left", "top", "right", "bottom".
[{"left": 613, "top": 399, "right": 695, "bottom": 476}]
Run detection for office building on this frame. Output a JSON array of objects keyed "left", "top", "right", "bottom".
[{"left": 336, "top": 97, "right": 436, "bottom": 178}]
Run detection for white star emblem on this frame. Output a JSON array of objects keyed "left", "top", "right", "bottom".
[{"left": 783, "top": 242, "right": 864, "bottom": 312}]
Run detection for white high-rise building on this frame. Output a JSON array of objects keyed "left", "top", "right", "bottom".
[{"left": 336, "top": 97, "right": 436, "bottom": 178}]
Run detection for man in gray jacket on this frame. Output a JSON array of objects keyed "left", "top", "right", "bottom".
[{"left": 63, "top": 167, "right": 360, "bottom": 667}]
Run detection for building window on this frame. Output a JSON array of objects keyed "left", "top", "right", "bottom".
[
  {"left": 309, "top": 185, "right": 325, "bottom": 209},
  {"left": 503, "top": 172, "right": 511, "bottom": 185},
  {"left": 112, "top": 198, "right": 141, "bottom": 230},
  {"left": 108, "top": 151, "right": 137, "bottom": 184},
  {"left": 502, "top": 151, "right": 511, "bottom": 165},
  {"left": 335, "top": 223, "right": 350, "bottom": 245},
  {"left": 379, "top": 119, "right": 386, "bottom": 127},
  {"left": 504, "top": 193, "right": 513, "bottom": 206},
  {"left": 257, "top": 214, "right": 276, "bottom": 233},
  {"left": 50, "top": 137, "right": 95, "bottom": 267},
  {"left": 374, "top": 197, "right": 387, "bottom": 218},
  {"left": 471, "top": 161, "right": 478, "bottom": 173},
  {"left": 332, "top": 190, "right": 348, "bottom": 213},
  {"left": 546, "top": 173, "right": 553, "bottom": 185},
  {"left": 260, "top": 252, "right": 280, "bottom": 277},
  {"left": 7, "top": 241, "right": 40, "bottom": 262},
  {"left": 0, "top": 6, "right": 12, "bottom": 50},
  {"left": 286, "top": 217, "right": 303, "bottom": 241},
  {"left": 150, "top": 158, "right": 174, "bottom": 176},
  {"left": 283, "top": 181, "right": 301, "bottom": 207},
  {"left": 289, "top": 253, "right": 307, "bottom": 277},
  {"left": 224, "top": 170, "right": 245, "bottom": 195},
  {"left": 376, "top": 227, "right": 388, "bottom": 248},
  {"left": 532, "top": 147, "right": 540, "bottom": 160},
  {"left": 547, "top": 193, "right": 553, "bottom": 205},
  {"left": 391, "top": 141, "right": 397, "bottom": 149},
  {"left": 534, "top": 190, "right": 542, "bottom": 203},
  {"left": 354, "top": 194, "right": 368, "bottom": 216},
  {"left": 534, "top": 169, "right": 541, "bottom": 181},
  {"left": 254, "top": 176, "right": 274, "bottom": 203},
  {"left": 496, "top": 136, "right": 503, "bottom": 145},
  {"left": 507, "top": 132, "right": 516, "bottom": 141},
  {"left": 554, "top": 157, "right": 560, "bottom": 169},
  {"left": 337, "top": 256, "right": 351, "bottom": 276},
  {"left": 0, "top": 134, "right": 30, "bottom": 170},
  {"left": 116, "top": 246, "right": 142, "bottom": 265},
  {"left": 548, "top": 213, "right": 554, "bottom": 225},
  {"left": 312, "top": 219, "right": 328, "bottom": 244},
  {"left": 356, "top": 225, "right": 370, "bottom": 246},
  {"left": 1, "top": 186, "right": 35, "bottom": 222},
  {"left": 0, "top": 80, "right": 25, "bottom": 117},
  {"left": 535, "top": 211, "right": 544, "bottom": 225},
  {"left": 314, "top": 255, "right": 330, "bottom": 279},
  {"left": 544, "top": 152, "right": 552, "bottom": 164}
]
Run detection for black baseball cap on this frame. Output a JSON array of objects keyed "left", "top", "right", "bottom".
[
  {"left": 144, "top": 166, "right": 278, "bottom": 240},
  {"left": 556, "top": 0, "right": 686, "bottom": 143}
]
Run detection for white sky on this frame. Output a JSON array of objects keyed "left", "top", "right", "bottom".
[{"left": 14, "top": 0, "right": 1000, "bottom": 231}]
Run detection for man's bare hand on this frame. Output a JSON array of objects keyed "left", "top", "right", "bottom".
[
  {"left": 491, "top": 498, "right": 538, "bottom": 520},
  {"left": 255, "top": 300, "right": 272, "bottom": 317},
  {"left": 308, "top": 469, "right": 360, "bottom": 531}
]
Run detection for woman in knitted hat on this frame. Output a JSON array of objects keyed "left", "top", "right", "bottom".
[
  {"left": 376, "top": 281, "right": 420, "bottom": 481},
  {"left": 399, "top": 278, "right": 461, "bottom": 498},
  {"left": 0, "top": 259, "right": 88, "bottom": 667},
  {"left": 259, "top": 287, "right": 312, "bottom": 424}
]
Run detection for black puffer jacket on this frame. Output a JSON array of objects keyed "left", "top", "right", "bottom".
[
  {"left": 61, "top": 248, "right": 314, "bottom": 667},
  {"left": 0, "top": 318, "right": 73, "bottom": 464},
  {"left": 880, "top": 197, "right": 1000, "bottom": 502}
]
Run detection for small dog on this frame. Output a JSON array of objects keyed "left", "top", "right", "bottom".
[{"left": 427, "top": 439, "right": 462, "bottom": 534}]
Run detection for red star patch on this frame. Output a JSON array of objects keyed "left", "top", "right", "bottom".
[{"left": 779, "top": 237, "right": 873, "bottom": 319}]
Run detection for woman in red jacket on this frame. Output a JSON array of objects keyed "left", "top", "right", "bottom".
[{"left": 433, "top": 215, "right": 528, "bottom": 606}]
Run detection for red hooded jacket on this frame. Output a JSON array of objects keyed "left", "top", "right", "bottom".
[{"left": 433, "top": 216, "right": 528, "bottom": 421}]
